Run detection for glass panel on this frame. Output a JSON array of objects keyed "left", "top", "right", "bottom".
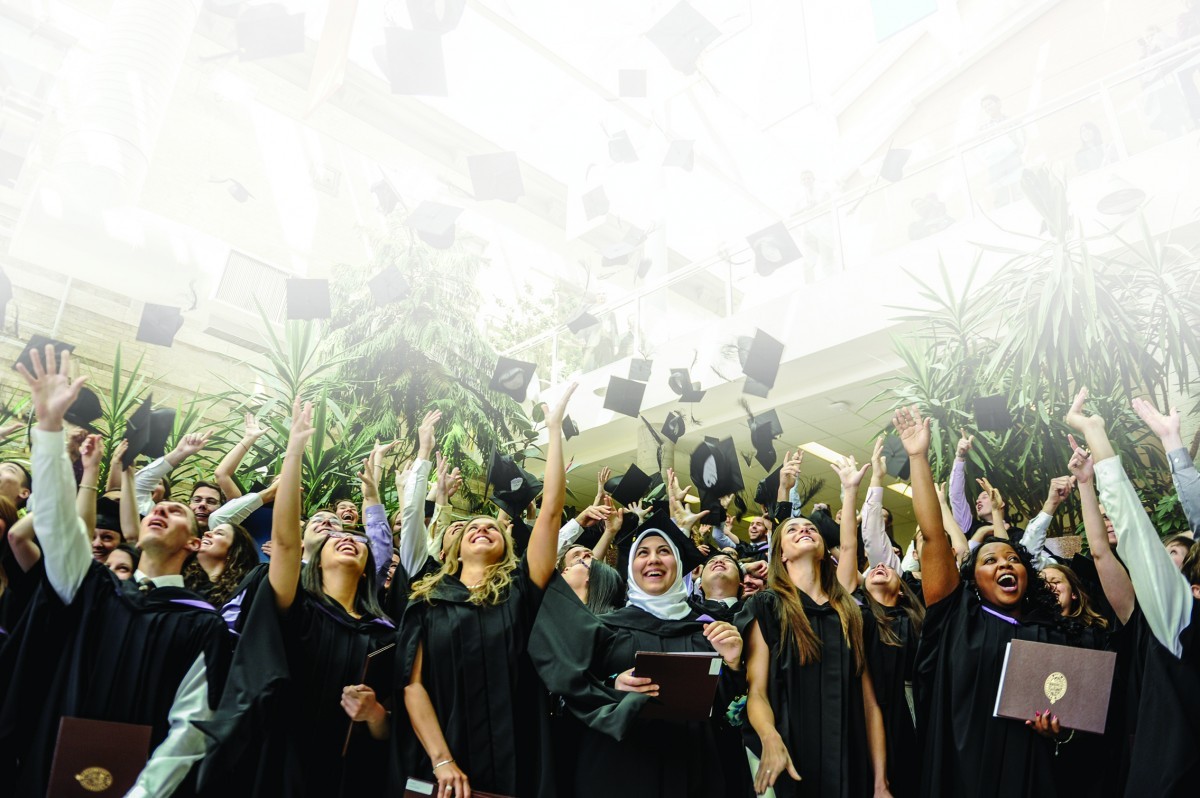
[
  {"left": 1108, "top": 58, "right": 1200, "bottom": 158},
  {"left": 1017, "top": 95, "right": 1118, "bottom": 181}
]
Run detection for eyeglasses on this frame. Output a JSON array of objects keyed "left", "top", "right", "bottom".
[{"left": 327, "top": 530, "right": 368, "bottom": 545}]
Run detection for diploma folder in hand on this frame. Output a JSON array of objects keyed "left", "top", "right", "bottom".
[
  {"left": 47, "top": 716, "right": 152, "bottom": 797},
  {"left": 633, "top": 650, "right": 722, "bottom": 722},
  {"left": 404, "top": 777, "right": 514, "bottom": 797},
  {"left": 992, "top": 638, "right": 1117, "bottom": 735}
]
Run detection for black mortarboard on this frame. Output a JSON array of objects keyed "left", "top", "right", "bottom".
[
  {"left": 741, "top": 329, "right": 784, "bottom": 390},
  {"left": 237, "top": 4, "right": 306, "bottom": 60},
  {"left": 662, "top": 139, "right": 695, "bottom": 170},
  {"left": 370, "top": 177, "right": 400, "bottom": 214},
  {"left": 601, "top": 241, "right": 635, "bottom": 267},
  {"left": 286, "top": 278, "right": 332, "bottom": 321},
  {"left": 603, "top": 375, "right": 645, "bottom": 417},
  {"left": 95, "top": 496, "right": 121, "bottom": 533},
  {"left": 147, "top": 409, "right": 176, "bottom": 460},
  {"left": 64, "top": 386, "right": 102, "bottom": 433},
  {"left": 13, "top": 334, "right": 74, "bottom": 374},
  {"left": 635, "top": 257, "right": 653, "bottom": 280},
  {"left": 628, "top": 358, "right": 653, "bottom": 382},
  {"left": 582, "top": 186, "right": 610, "bottom": 220},
  {"left": 667, "top": 368, "right": 706, "bottom": 402},
  {"left": 136, "top": 303, "right": 184, "bottom": 347},
  {"left": 880, "top": 147, "right": 912, "bottom": 183},
  {"left": 807, "top": 506, "right": 841, "bottom": 551},
  {"left": 487, "top": 450, "right": 542, "bottom": 519},
  {"left": 645, "top": 1, "right": 721, "bottom": 74},
  {"left": 974, "top": 394, "right": 1012, "bottom": 432},
  {"left": 406, "top": 201, "right": 461, "bottom": 249},
  {"left": 743, "top": 377, "right": 770, "bottom": 399},
  {"left": 618, "top": 69, "right": 647, "bottom": 97},
  {"left": 749, "top": 408, "right": 783, "bottom": 470},
  {"left": 690, "top": 436, "right": 743, "bottom": 499},
  {"left": 747, "top": 221, "right": 802, "bottom": 276},
  {"left": 661, "top": 410, "right": 686, "bottom": 444},
  {"left": 563, "top": 416, "right": 580, "bottom": 440},
  {"left": 407, "top": 0, "right": 466, "bottom": 33},
  {"left": 881, "top": 434, "right": 911, "bottom": 480},
  {"left": 605, "top": 463, "right": 653, "bottom": 506},
  {"left": 122, "top": 397, "right": 153, "bottom": 469},
  {"left": 380, "top": 27, "right": 448, "bottom": 96},
  {"left": 608, "top": 131, "right": 638, "bottom": 164},
  {"left": 567, "top": 311, "right": 600, "bottom": 335},
  {"left": 754, "top": 467, "right": 782, "bottom": 507},
  {"left": 368, "top": 266, "right": 408, "bottom": 306},
  {"left": 490, "top": 356, "right": 536, "bottom": 402},
  {"left": 468, "top": 152, "right": 524, "bottom": 202},
  {"left": 616, "top": 509, "right": 706, "bottom": 576}
]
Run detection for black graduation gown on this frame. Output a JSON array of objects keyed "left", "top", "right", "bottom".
[
  {"left": 913, "top": 582, "right": 1106, "bottom": 798},
  {"left": 860, "top": 598, "right": 920, "bottom": 798},
  {"left": 742, "top": 589, "right": 873, "bottom": 798},
  {"left": 0, "top": 553, "right": 43, "bottom": 637},
  {"left": 197, "top": 579, "right": 398, "bottom": 797},
  {"left": 530, "top": 576, "right": 751, "bottom": 798},
  {"left": 901, "top": 571, "right": 924, "bottom": 606},
  {"left": 395, "top": 556, "right": 552, "bottom": 798},
  {"left": 1118, "top": 601, "right": 1200, "bottom": 796},
  {"left": 691, "top": 595, "right": 746, "bottom": 626},
  {"left": 0, "top": 562, "right": 231, "bottom": 797}
]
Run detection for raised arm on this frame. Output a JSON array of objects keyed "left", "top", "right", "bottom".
[
  {"left": 268, "top": 398, "right": 314, "bottom": 613},
  {"left": 830, "top": 454, "right": 870, "bottom": 592},
  {"left": 1133, "top": 397, "right": 1200, "bottom": 535},
  {"left": 16, "top": 344, "right": 92, "bottom": 604},
  {"left": 862, "top": 438, "right": 900, "bottom": 570},
  {"left": 6, "top": 512, "right": 41, "bottom": 572},
  {"left": 528, "top": 384, "right": 575, "bottom": 588},
  {"left": 1020, "top": 475, "right": 1074, "bottom": 570},
  {"left": 933, "top": 481, "right": 970, "bottom": 564},
  {"left": 120, "top": 464, "right": 141, "bottom": 543},
  {"left": 1068, "top": 389, "right": 1190, "bottom": 655},
  {"left": 213, "top": 413, "right": 266, "bottom": 500},
  {"left": 75, "top": 433, "right": 103, "bottom": 536},
  {"left": 358, "top": 447, "right": 393, "bottom": 579},
  {"left": 398, "top": 412, "right": 439, "bottom": 577},
  {"left": 593, "top": 498, "right": 622, "bottom": 562},
  {"left": 949, "top": 429, "right": 976, "bottom": 532},
  {"left": 1067, "top": 435, "right": 1134, "bottom": 624},
  {"left": 895, "top": 406, "right": 958, "bottom": 605}
]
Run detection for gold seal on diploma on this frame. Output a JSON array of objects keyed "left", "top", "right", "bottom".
[
  {"left": 75, "top": 766, "right": 114, "bottom": 792},
  {"left": 1044, "top": 671, "right": 1067, "bottom": 705}
]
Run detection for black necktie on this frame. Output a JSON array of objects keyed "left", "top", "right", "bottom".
[{"left": 137, "top": 578, "right": 156, "bottom": 593}]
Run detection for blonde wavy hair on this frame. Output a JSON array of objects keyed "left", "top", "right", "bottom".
[{"left": 409, "top": 516, "right": 518, "bottom": 606}]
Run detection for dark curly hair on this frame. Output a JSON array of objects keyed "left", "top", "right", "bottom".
[{"left": 959, "top": 536, "right": 1063, "bottom": 627}]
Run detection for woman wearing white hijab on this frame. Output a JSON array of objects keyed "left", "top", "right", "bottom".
[{"left": 531, "top": 515, "right": 752, "bottom": 797}]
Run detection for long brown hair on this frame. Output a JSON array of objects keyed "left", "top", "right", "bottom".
[
  {"left": 767, "top": 517, "right": 866, "bottom": 672},
  {"left": 863, "top": 574, "right": 925, "bottom": 646},
  {"left": 1043, "top": 564, "right": 1108, "bottom": 629},
  {"left": 409, "top": 516, "right": 517, "bottom": 607},
  {"left": 0, "top": 497, "right": 18, "bottom": 600}
]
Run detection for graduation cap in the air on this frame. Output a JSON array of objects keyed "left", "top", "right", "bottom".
[
  {"left": 468, "top": 152, "right": 525, "bottom": 202},
  {"left": 661, "top": 410, "right": 686, "bottom": 444},
  {"left": 64, "top": 386, "right": 102, "bottom": 433},
  {"left": 603, "top": 375, "right": 646, "bottom": 418},
  {"left": 286, "top": 278, "right": 332, "bottom": 321},
  {"left": 379, "top": 26, "right": 448, "bottom": 96},
  {"left": 406, "top": 0, "right": 467, "bottom": 33},
  {"left": 490, "top": 357, "right": 537, "bottom": 402},
  {"left": 601, "top": 241, "right": 635, "bottom": 267},
  {"left": 880, "top": 147, "right": 912, "bottom": 183},
  {"left": 13, "top": 334, "right": 74, "bottom": 374},
  {"left": 122, "top": 397, "right": 153, "bottom": 469},
  {"left": 881, "top": 434, "right": 911, "bottom": 481},
  {"left": 406, "top": 201, "right": 462, "bottom": 249},
  {"left": 147, "top": 408, "right": 177, "bottom": 460},
  {"left": 743, "top": 377, "right": 770, "bottom": 399},
  {"left": 645, "top": 1, "right": 721, "bottom": 74},
  {"left": 368, "top": 266, "right": 408, "bottom": 306},
  {"left": 370, "top": 177, "right": 400, "bottom": 215},
  {"left": 974, "top": 394, "right": 1013, "bottom": 432},
  {"left": 608, "top": 131, "right": 639, "bottom": 164},
  {"left": 690, "top": 436, "right": 744, "bottom": 500},
  {"left": 487, "top": 449, "right": 542, "bottom": 519},
  {"left": 807, "top": 505, "right": 842, "bottom": 552},
  {"left": 749, "top": 408, "right": 783, "bottom": 470},
  {"left": 582, "top": 186, "right": 610, "bottom": 220},
  {"left": 605, "top": 463, "right": 653, "bottom": 506},
  {"left": 747, "top": 222, "right": 802, "bottom": 277},
  {"left": 237, "top": 3, "right": 306, "bottom": 60},
  {"left": 618, "top": 69, "right": 647, "bottom": 98},
  {"left": 628, "top": 358, "right": 653, "bottom": 382},
  {"left": 563, "top": 416, "right": 580, "bottom": 440},
  {"left": 567, "top": 311, "right": 600, "bottom": 335},
  {"left": 668, "top": 368, "right": 706, "bottom": 403},
  {"left": 615, "top": 509, "right": 706, "bottom": 576},
  {"left": 136, "top": 303, "right": 184, "bottom": 347},
  {"left": 95, "top": 496, "right": 122, "bottom": 533},
  {"left": 741, "top": 329, "right": 784, "bottom": 391},
  {"left": 754, "top": 467, "right": 783, "bottom": 507},
  {"left": 662, "top": 139, "right": 695, "bottom": 170}
]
